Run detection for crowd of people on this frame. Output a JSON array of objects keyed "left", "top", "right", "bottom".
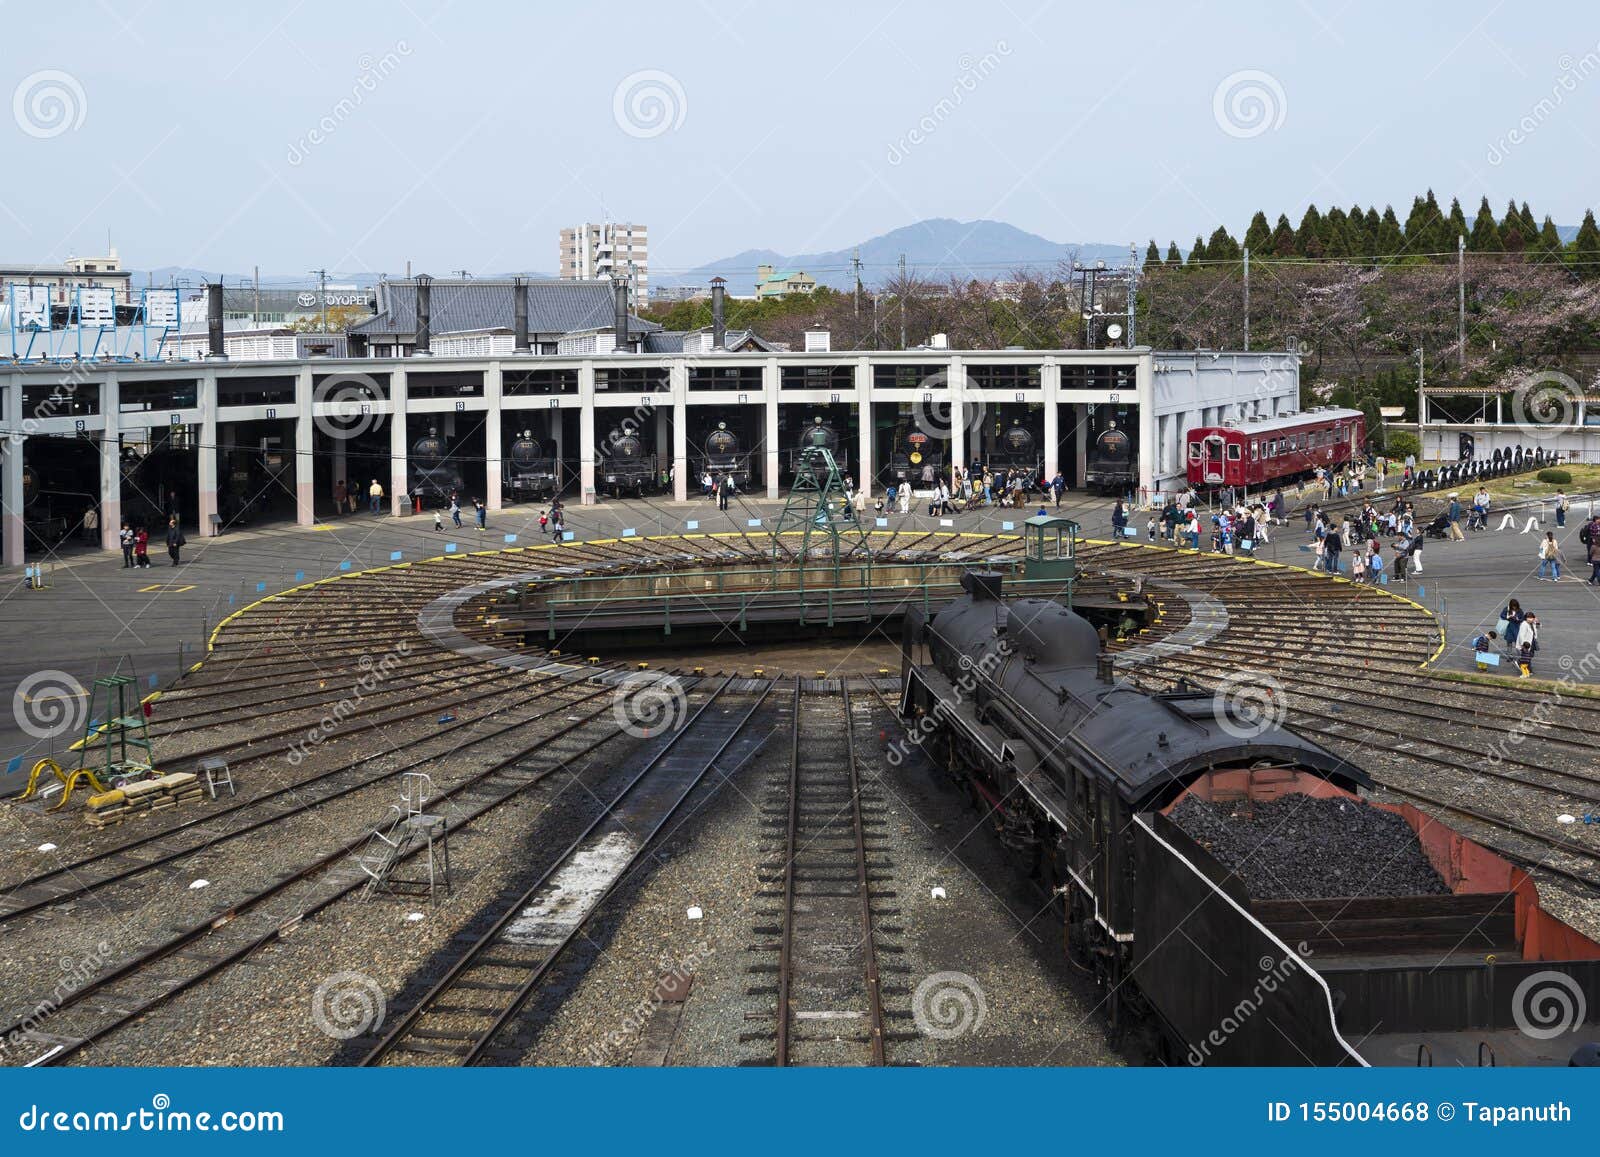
[{"left": 882, "top": 464, "right": 1069, "bottom": 518}]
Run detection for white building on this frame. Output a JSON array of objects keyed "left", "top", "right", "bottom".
[{"left": 558, "top": 223, "right": 648, "bottom": 304}]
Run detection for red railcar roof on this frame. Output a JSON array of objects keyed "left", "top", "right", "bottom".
[{"left": 1188, "top": 408, "right": 1364, "bottom": 438}]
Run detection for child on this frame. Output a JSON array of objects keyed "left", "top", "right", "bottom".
[
  {"left": 1518, "top": 614, "right": 1539, "bottom": 678},
  {"left": 433, "top": 509, "right": 443, "bottom": 532},
  {"left": 539, "top": 510, "right": 549, "bottom": 534},
  {"left": 1471, "top": 630, "right": 1494, "bottom": 672}
]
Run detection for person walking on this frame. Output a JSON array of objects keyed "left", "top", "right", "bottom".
[
  {"left": 449, "top": 493, "right": 462, "bottom": 528},
  {"left": 1111, "top": 500, "right": 1127, "bottom": 539},
  {"left": 1538, "top": 531, "right": 1564, "bottom": 581},
  {"left": 134, "top": 526, "right": 151, "bottom": 568},
  {"left": 474, "top": 498, "right": 486, "bottom": 530},
  {"left": 1588, "top": 520, "right": 1600, "bottom": 585},
  {"left": 119, "top": 521, "right": 135, "bottom": 568},
  {"left": 368, "top": 478, "right": 384, "bottom": 515},
  {"left": 165, "top": 516, "right": 186, "bottom": 566},
  {"left": 1447, "top": 493, "right": 1465, "bottom": 541},
  {"left": 333, "top": 479, "right": 347, "bottom": 517},
  {"left": 1555, "top": 490, "right": 1569, "bottom": 528},
  {"left": 1322, "top": 522, "right": 1343, "bottom": 574}
]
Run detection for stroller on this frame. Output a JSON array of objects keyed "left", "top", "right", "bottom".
[{"left": 1424, "top": 512, "right": 1452, "bottom": 540}]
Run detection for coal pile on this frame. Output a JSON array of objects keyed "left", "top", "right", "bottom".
[{"left": 1170, "top": 794, "right": 1448, "bottom": 899}]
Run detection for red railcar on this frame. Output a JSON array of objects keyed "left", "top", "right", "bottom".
[{"left": 1185, "top": 407, "right": 1365, "bottom": 490}]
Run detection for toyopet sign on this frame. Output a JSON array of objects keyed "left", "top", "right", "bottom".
[{"left": 296, "top": 290, "right": 371, "bottom": 309}]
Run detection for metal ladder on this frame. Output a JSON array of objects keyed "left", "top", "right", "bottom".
[{"left": 357, "top": 774, "right": 451, "bottom": 901}]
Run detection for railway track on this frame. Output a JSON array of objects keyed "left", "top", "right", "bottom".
[
  {"left": 745, "top": 682, "right": 899, "bottom": 1066},
  {"left": 356, "top": 676, "right": 776, "bottom": 1066},
  {"left": 8, "top": 676, "right": 713, "bottom": 1067}
]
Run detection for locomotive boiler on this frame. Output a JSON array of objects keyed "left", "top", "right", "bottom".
[
  {"left": 408, "top": 429, "right": 465, "bottom": 505},
  {"left": 505, "top": 430, "right": 561, "bottom": 500},
  {"left": 1084, "top": 421, "right": 1134, "bottom": 495},
  {"left": 599, "top": 427, "right": 660, "bottom": 497}
]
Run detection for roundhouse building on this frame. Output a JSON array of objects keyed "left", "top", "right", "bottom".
[{"left": 0, "top": 279, "right": 1297, "bottom": 565}]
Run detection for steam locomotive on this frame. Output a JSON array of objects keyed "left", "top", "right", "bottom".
[
  {"left": 900, "top": 572, "right": 1600, "bottom": 1065},
  {"left": 1084, "top": 421, "right": 1134, "bottom": 495},
  {"left": 984, "top": 419, "right": 1041, "bottom": 473},
  {"left": 695, "top": 421, "right": 751, "bottom": 490},
  {"left": 885, "top": 425, "right": 946, "bottom": 487},
  {"left": 505, "top": 430, "right": 561, "bottom": 500},
  {"left": 599, "top": 426, "right": 660, "bottom": 497},
  {"left": 789, "top": 416, "right": 840, "bottom": 480},
  {"left": 409, "top": 430, "right": 465, "bottom": 505}
]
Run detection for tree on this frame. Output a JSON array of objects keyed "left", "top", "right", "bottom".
[
  {"left": 1166, "top": 240, "right": 1182, "bottom": 264},
  {"left": 291, "top": 304, "right": 371, "bottom": 333},
  {"left": 1570, "top": 209, "right": 1600, "bottom": 277},
  {"left": 1145, "top": 239, "right": 1162, "bottom": 265},
  {"left": 1500, "top": 200, "right": 1526, "bottom": 254},
  {"left": 1536, "top": 216, "right": 1565, "bottom": 264},
  {"left": 1269, "top": 213, "right": 1297, "bottom": 257},
  {"left": 1188, "top": 235, "right": 1208, "bottom": 265},
  {"left": 1386, "top": 430, "right": 1420, "bottom": 459},
  {"left": 1242, "top": 211, "right": 1272, "bottom": 253},
  {"left": 1447, "top": 196, "right": 1470, "bottom": 249},
  {"left": 1469, "top": 196, "right": 1501, "bottom": 251},
  {"left": 1206, "top": 226, "right": 1241, "bottom": 261},
  {"left": 1296, "top": 205, "right": 1325, "bottom": 256}
]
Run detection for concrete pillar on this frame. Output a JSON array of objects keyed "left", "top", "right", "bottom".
[
  {"left": 1074, "top": 407, "right": 1087, "bottom": 489},
  {"left": 99, "top": 373, "right": 121, "bottom": 551},
  {"left": 655, "top": 397, "right": 671, "bottom": 487},
  {"left": 485, "top": 363, "right": 503, "bottom": 511},
  {"left": 855, "top": 358, "right": 873, "bottom": 497},
  {"left": 2, "top": 379, "right": 22, "bottom": 567},
  {"left": 764, "top": 358, "right": 780, "bottom": 498},
  {"left": 198, "top": 371, "right": 218, "bottom": 536},
  {"left": 389, "top": 368, "right": 408, "bottom": 516},
  {"left": 294, "top": 366, "right": 316, "bottom": 525},
  {"left": 1042, "top": 361, "right": 1060, "bottom": 483},
  {"left": 551, "top": 404, "right": 565, "bottom": 495},
  {"left": 672, "top": 375, "right": 689, "bottom": 503},
  {"left": 1137, "top": 354, "right": 1157, "bottom": 500},
  {"left": 578, "top": 363, "right": 596, "bottom": 504},
  {"left": 948, "top": 356, "right": 966, "bottom": 474}
]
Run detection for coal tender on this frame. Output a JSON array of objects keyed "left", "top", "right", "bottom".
[{"left": 899, "top": 571, "right": 1600, "bottom": 1066}]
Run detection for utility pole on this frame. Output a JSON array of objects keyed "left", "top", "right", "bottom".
[
  {"left": 1243, "top": 247, "right": 1250, "bottom": 351},
  {"left": 1457, "top": 234, "right": 1465, "bottom": 372},
  {"left": 852, "top": 248, "right": 862, "bottom": 328},
  {"left": 897, "top": 253, "right": 907, "bottom": 349},
  {"left": 1126, "top": 242, "right": 1137, "bottom": 347},
  {"left": 253, "top": 265, "right": 260, "bottom": 326},
  {"left": 310, "top": 268, "right": 328, "bottom": 332}
]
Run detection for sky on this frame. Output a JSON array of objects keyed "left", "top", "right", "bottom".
[{"left": 3, "top": 0, "right": 1599, "bottom": 284}]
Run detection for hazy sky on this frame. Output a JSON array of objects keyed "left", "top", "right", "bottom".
[{"left": 3, "top": 1, "right": 1599, "bottom": 282}]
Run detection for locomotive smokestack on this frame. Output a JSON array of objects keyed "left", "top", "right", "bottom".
[
  {"left": 613, "top": 277, "right": 630, "bottom": 349},
  {"left": 414, "top": 274, "right": 432, "bottom": 356},
  {"left": 206, "top": 282, "right": 225, "bottom": 359},
  {"left": 961, "top": 571, "right": 1004, "bottom": 602},
  {"left": 710, "top": 276, "right": 726, "bottom": 350},
  {"left": 513, "top": 276, "right": 530, "bottom": 352},
  {"left": 1096, "top": 652, "right": 1115, "bottom": 684}
]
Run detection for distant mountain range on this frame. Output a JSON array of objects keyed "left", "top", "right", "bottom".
[
  {"left": 661, "top": 218, "right": 1136, "bottom": 291},
  {"left": 125, "top": 216, "right": 1585, "bottom": 296}
]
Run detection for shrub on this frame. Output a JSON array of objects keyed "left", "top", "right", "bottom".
[{"left": 1537, "top": 468, "right": 1572, "bottom": 485}]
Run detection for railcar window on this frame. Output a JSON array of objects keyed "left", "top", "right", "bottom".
[
  {"left": 1187, "top": 441, "right": 1202, "bottom": 461},
  {"left": 1226, "top": 444, "right": 1241, "bottom": 460}
]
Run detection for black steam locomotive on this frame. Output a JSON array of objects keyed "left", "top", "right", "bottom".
[
  {"left": 885, "top": 424, "right": 946, "bottom": 487},
  {"left": 409, "top": 430, "right": 464, "bottom": 505},
  {"left": 788, "top": 416, "right": 840, "bottom": 480},
  {"left": 1084, "top": 421, "right": 1134, "bottom": 495},
  {"left": 695, "top": 421, "right": 751, "bottom": 490},
  {"left": 984, "top": 419, "right": 1041, "bottom": 473},
  {"left": 599, "top": 426, "right": 660, "bottom": 497},
  {"left": 900, "top": 572, "right": 1600, "bottom": 1065},
  {"left": 505, "top": 430, "right": 561, "bottom": 500}
]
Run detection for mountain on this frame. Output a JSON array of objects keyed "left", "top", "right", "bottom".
[{"left": 667, "top": 219, "right": 1134, "bottom": 291}]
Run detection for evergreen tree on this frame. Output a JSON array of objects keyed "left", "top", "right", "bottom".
[
  {"left": 1362, "top": 207, "right": 1383, "bottom": 256},
  {"left": 1446, "top": 196, "right": 1469, "bottom": 248},
  {"left": 1206, "top": 226, "right": 1241, "bottom": 261},
  {"left": 1145, "top": 239, "right": 1162, "bottom": 265},
  {"left": 1519, "top": 201, "right": 1539, "bottom": 241},
  {"left": 1269, "top": 213, "right": 1296, "bottom": 257},
  {"left": 1468, "top": 196, "right": 1501, "bottom": 251},
  {"left": 1570, "top": 209, "right": 1600, "bottom": 277},
  {"left": 1242, "top": 210, "right": 1272, "bottom": 253},
  {"left": 1500, "top": 200, "right": 1526, "bottom": 253},
  {"left": 1376, "top": 206, "right": 1404, "bottom": 256},
  {"left": 1324, "top": 217, "right": 1351, "bottom": 259},
  {"left": 1188, "top": 235, "right": 1208, "bottom": 265},
  {"left": 1402, "top": 195, "right": 1430, "bottom": 243},
  {"left": 1296, "top": 205, "right": 1325, "bottom": 257},
  {"left": 1165, "top": 240, "right": 1182, "bottom": 265},
  {"left": 1536, "top": 216, "right": 1564, "bottom": 263}
]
